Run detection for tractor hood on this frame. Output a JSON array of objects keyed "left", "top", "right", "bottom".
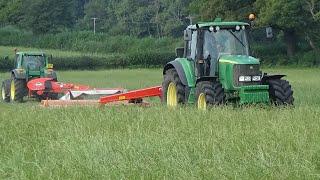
[{"left": 219, "top": 55, "right": 260, "bottom": 65}]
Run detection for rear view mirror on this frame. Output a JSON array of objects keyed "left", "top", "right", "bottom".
[
  {"left": 184, "top": 29, "right": 192, "bottom": 41},
  {"left": 176, "top": 47, "right": 184, "bottom": 58}
]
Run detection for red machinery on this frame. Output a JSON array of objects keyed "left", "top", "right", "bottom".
[
  {"left": 27, "top": 78, "right": 162, "bottom": 107},
  {"left": 27, "top": 78, "right": 125, "bottom": 101},
  {"left": 27, "top": 78, "right": 90, "bottom": 96},
  {"left": 99, "top": 86, "right": 162, "bottom": 105}
]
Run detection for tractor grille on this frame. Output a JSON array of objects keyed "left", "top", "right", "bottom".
[{"left": 233, "top": 64, "right": 261, "bottom": 87}]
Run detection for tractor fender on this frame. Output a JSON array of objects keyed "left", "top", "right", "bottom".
[
  {"left": 11, "top": 69, "right": 26, "bottom": 79},
  {"left": 163, "top": 61, "right": 188, "bottom": 86},
  {"left": 196, "top": 76, "right": 218, "bottom": 84},
  {"left": 262, "top": 74, "right": 286, "bottom": 83}
]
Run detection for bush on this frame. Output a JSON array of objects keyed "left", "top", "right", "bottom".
[
  {"left": 0, "top": 27, "right": 180, "bottom": 55},
  {"left": 0, "top": 56, "right": 13, "bottom": 71},
  {"left": 251, "top": 41, "right": 287, "bottom": 58},
  {"left": 51, "top": 51, "right": 175, "bottom": 70},
  {"left": 291, "top": 51, "right": 320, "bottom": 67}
]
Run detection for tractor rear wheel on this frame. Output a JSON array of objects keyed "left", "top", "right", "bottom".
[
  {"left": 10, "top": 78, "right": 27, "bottom": 102},
  {"left": 162, "top": 69, "right": 186, "bottom": 107},
  {"left": 267, "top": 79, "right": 294, "bottom": 105},
  {"left": 195, "top": 81, "right": 225, "bottom": 110},
  {"left": 1, "top": 79, "right": 11, "bottom": 102}
]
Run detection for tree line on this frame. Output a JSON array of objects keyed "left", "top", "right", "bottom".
[{"left": 0, "top": 0, "right": 319, "bottom": 58}]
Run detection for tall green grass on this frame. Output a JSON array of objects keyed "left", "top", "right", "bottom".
[{"left": 0, "top": 68, "right": 320, "bottom": 178}]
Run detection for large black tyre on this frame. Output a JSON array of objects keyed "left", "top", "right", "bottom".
[
  {"left": 10, "top": 78, "right": 27, "bottom": 102},
  {"left": 195, "top": 81, "right": 225, "bottom": 110},
  {"left": 1, "top": 79, "right": 11, "bottom": 102},
  {"left": 162, "top": 68, "right": 186, "bottom": 107},
  {"left": 267, "top": 79, "right": 294, "bottom": 105}
]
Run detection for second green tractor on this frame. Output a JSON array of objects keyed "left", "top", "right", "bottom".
[
  {"left": 1, "top": 51, "right": 57, "bottom": 102},
  {"left": 162, "top": 19, "right": 294, "bottom": 109}
]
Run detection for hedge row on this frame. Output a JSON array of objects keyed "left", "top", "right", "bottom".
[
  {"left": 2, "top": 50, "right": 319, "bottom": 71},
  {"left": 0, "top": 51, "right": 176, "bottom": 71},
  {"left": 0, "top": 26, "right": 180, "bottom": 54}
]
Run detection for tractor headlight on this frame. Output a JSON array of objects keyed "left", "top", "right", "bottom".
[
  {"left": 252, "top": 76, "right": 261, "bottom": 81},
  {"left": 239, "top": 76, "right": 252, "bottom": 82}
]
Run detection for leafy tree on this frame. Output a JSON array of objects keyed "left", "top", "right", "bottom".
[
  {"left": 304, "top": 0, "right": 320, "bottom": 51},
  {"left": 0, "top": 0, "right": 24, "bottom": 25},
  {"left": 25, "top": 0, "right": 77, "bottom": 33},
  {"left": 80, "top": 0, "right": 108, "bottom": 32},
  {"left": 305, "top": 0, "right": 320, "bottom": 21},
  {"left": 255, "top": 0, "right": 306, "bottom": 57},
  {"left": 189, "top": 0, "right": 255, "bottom": 22}
]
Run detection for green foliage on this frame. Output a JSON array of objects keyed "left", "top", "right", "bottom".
[
  {"left": 190, "top": 0, "right": 255, "bottom": 21},
  {"left": 0, "top": 45, "right": 176, "bottom": 71},
  {"left": 0, "top": 0, "right": 320, "bottom": 65},
  {"left": 255, "top": 0, "right": 305, "bottom": 29},
  {"left": 0, "top": 0, "right": 24, "bottom": 25},
  {"left": 0, "top": 56, "right": 11, "bottom": 70},
  {"left": 0, "top": 0, "right": 191, "bottom": 36},
  {"left": 49, "top": 52, "right": 175, "bottom": 70},
  {"left": 0, "top": 27, "right": 181, "bottom": 54},
  {"left": 254, "top": 0, "right": 320, "bottom": 57},
  {"left": 292, "top": 51, "right": 320, "bottom": 66},
  {"left": 23, "top": 0, "right": 76, "bottom": 33}
]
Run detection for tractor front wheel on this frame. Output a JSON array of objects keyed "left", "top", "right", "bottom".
[
  {"left": 10, "top": 78, "right": 27, "bottom": 102},
  {"left": 1, "top": 79, "right": 11, "bottom": 102},
  {"left": 267, "top": 79, "right": 294, "bottom": 105},
  {"left": 162, "top": 69, "right": 186, "bottom": 107},
  {"left": 195, "top": 81, "right": 225, "bottom": 110}
]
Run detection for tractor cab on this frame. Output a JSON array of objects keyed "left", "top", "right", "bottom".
[
  {"left": 14, "top": 52, "right": 50, "bottom": 77},
  {"left": 181, "top": 19, "right": 251, "bottom": 77}
]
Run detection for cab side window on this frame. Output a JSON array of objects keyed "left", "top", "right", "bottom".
[
  {"left": 189, "top": 31, "right": 197, "bottom": 60},
  {"left": 15, "top": 54, "right": 21, "bottom": 68}
]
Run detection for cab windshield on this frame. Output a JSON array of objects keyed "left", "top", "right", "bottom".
[
  {"left": 22, "top": 55, "right": 45, "bottom": 71},
  {"left": 203, "top": 29, "right": 249, "bottom": 60}
]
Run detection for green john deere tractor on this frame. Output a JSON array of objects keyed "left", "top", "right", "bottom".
[
  {"left": 1, "top": 51, "right": 57, "bottom": 102},
  {"left": 162, "top": 19, "right": 294, "bottom": 109}
]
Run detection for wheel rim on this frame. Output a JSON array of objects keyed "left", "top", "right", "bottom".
[
  {"left": 167, "top": 82, "right": 178, "bottom": 107},
  {"left": 198, "top": 93, "right": 207, "bottom": 110},
  {"left": 10, "top": 80, "right": 15, "bottom": 101},
  {"left": 1, "top": 86, "right": 5, "bottom": 100}
]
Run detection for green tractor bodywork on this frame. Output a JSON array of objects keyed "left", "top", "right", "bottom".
[
  {"left": 12, "top": 52, "right": 57, "bottom": 81},
  {"left": 1, "top": 51, "right": 57, "bottom": 102},
  {"left": 162, "top": 19, "right": 294, "bottom": 108}
]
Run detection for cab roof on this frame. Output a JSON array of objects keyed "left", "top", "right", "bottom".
[
  {"left": 16, "top": 52, "right": 46, "bottom": 56},
  {"left": 187, "top": 20, "right": 250, "bottom": 30}
]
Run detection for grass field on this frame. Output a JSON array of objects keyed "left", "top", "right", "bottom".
[{"left": 0, "top": 68, "right": 320, "bottom": 179}]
